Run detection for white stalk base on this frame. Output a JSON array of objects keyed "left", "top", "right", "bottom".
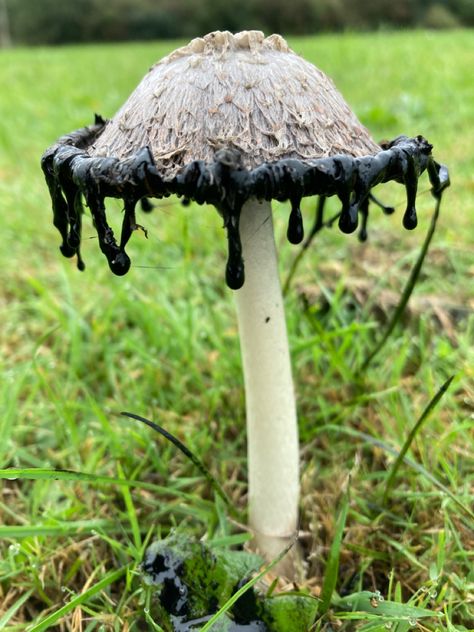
[{"left": 234, "top": 199, "right": 300, "bottom": 571}]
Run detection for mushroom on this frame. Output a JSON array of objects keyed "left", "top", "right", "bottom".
[{"left": 41, "top": 31, "right": 448, "bottom": 571}]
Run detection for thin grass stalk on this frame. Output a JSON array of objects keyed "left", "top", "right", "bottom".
[
  {"left": 283, "top": 190, "right": 405, "bottom": 296},
  {"left": 121, "top": 411, "right": 233, "bottom": 510},
  {"left": 0, "top": 467, "right": 207, "bottom": 502},
  {"left": 359, "top": 194, "right": 442, "bottom": 373},
  {"left": 318, "top": 484, "right": 350, "bottom": 615},
  {"left": 316, "top": 423, "right": 473, "bottom": 519},
  {"left": 383, "top": 375, "right": 455, "bottom": 504}
]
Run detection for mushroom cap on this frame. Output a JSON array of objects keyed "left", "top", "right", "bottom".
[
  {"left": 89, "top": 30, "right": 380, "bottom": 176},
  {"left": 42, "top": 31, "right": 446, "bottom": 287}
]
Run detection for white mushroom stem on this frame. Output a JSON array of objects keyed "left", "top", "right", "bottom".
[{"left": 234, "top": 199, "right": 300, "bottom": 563}]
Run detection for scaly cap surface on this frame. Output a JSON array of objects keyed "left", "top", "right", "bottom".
[{"left": 89, "top": 31, "right": 380, "bottom": 175}]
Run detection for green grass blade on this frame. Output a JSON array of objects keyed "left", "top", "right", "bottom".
[
  {"left": 318, "top": 485, "right": 350, "bottom": 614},
  {"left": 383, "top": 375, "right": 455, "bottom": 504},
  {"left": 337, "top": 590, "right": 442, "bottom": 621},
  {"left": 318, "top": 425, "right": 474, "bottom": 520},
  {"left": 208, "top": 532, "right": 253, "bottom": 548},
  {"left": 0, "top": 467, "right": 209, "bottom": 504},
  {"left": 27, "top": 566, "right": 128, "bottom": 632},
  {"left": 120, "top": 411, "right": 233, "bottom": 509},
  {"left": 0, "top": 519, "right": 113, "bottom": 538},
  {"left": 117, "top": 461, "right": 141, "bottom": 551},
  {"left": 0, "top": 588, "right": 34, "bottom": 628},
  {"left": 360, "top": 193, "right": 442, "bottom": 372}
]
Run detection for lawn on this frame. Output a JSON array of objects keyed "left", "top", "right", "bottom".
[{"left": 0, "top": 29, "right": 473, "bottom": 630}]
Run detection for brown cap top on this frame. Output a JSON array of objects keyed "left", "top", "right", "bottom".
[{"left": 89, "top": 31, "right": 380, "bottom": 176}]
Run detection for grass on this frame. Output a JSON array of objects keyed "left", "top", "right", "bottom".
[{"left": 0, "top": 29, "right": 473, "bottom": 630}]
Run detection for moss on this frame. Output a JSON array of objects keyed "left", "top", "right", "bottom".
[
  {"left": 141, "top": 533, "right": 319, "bottom": 630},
  {"left": 142, "top": 532, "right": 262, "bottom": 623}
]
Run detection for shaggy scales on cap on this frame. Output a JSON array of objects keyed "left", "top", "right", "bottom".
[{"left": 42, "top": 31, "right": 449, "bottom": 572}]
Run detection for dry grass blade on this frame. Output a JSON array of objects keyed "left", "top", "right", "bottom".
[
  {"left": 27, "top": 566, "right": 128, "bottom": 632},
  {"left": 0, "top": 588, "right": 34, "bottom": 628}
]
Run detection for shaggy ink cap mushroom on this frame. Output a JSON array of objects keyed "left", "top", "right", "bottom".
[
  {"left": 41, "top": 30, "right": 447, "bottom": 288},
  {"left": 41, "top": 31, "right": 449, "bottom": 572}
]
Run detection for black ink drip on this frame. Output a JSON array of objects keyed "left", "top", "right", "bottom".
[
  {"left": 41, "top": 122, "right": 448, "bottom": 288},
  {"left": 287, "top": 198, "right": 304, "bottom": 244}
]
